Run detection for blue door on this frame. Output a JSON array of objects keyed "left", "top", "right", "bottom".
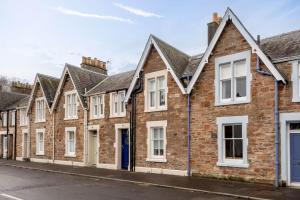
[
  {"left": 121, "top": 129, "right": 129, "bottom": 170},
  {"left": 290, "top": 133, "right": 300, "bottom": 182}
]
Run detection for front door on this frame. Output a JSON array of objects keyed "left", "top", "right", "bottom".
[
  {"left": 23, "top": 133, "right": 28, "bottom": 158},
  {"left": 121, "top": 129, "right": 129, "bottom": 170},
  {"left": 3, "top": 136, "right": 7, "bottom": 159},
  {"left": 89, "top": 131, "right": 97, "bottom": 166},
  {"left": 291, "top": 133, "right": 300, "bottom": 183}
]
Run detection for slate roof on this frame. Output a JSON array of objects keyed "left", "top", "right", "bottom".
[
  {"left": 65, "top": 64, "right": 107, "bottom": 106},
  {"left": 260, "top": 29, "right": 300, "bottom": 63},
  {"left": 86, "top": 70, "right": 135, "bottom": 96},
  {"left": 37, "top": 74, "right": 60, "bottom": 107},
  {"left": 0, "top": 91, "right": 28, "bottom": 111},
  {"left": 182, "top": 53, "right": 204, "bottom": 78},
  {"left": 7, "top": 96, "right": 30, "bottom": 109}
]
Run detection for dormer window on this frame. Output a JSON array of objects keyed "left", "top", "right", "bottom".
[
  {"left": 35, "top": 97, "right": 45, "bottom": 122},
  {"left": 215, "top": 50, "right": 251, "bottom": 106},
  {"left": 65, "top": 91, "right": 78, "bottom": 120},
  {"left": 144, "top": 70, "right": 168, "bottom": 112}
]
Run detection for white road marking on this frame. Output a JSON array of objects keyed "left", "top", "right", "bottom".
[{"left": 0, "top": 193, "right": 23, "bottom": 200}]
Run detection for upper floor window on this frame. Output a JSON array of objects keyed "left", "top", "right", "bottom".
[
  {"left": 65, "top": 91, "right": 78, "bottom": 120},
  {"left": 91, "top": 94, "right": 104, "bottom": 119},
  {"left": 215, "top": 51, "right": 251, "bottom": 106},
  {"left": 216, "top": 115, "right": 249, "bottom": 168},
  {"left": 11, "top": 111, "right": 15, "bottom": 126},
  {"left": 36, "top": 98, "right": 45, "bottom": 122},
  {"left": 2, "top": 112, "right": 7, "bottom": 127},
  {"left": 144, "top": 70, "right": 167, "bottom": 112},
  {"left": 291, "top": 61, "right": 300, "bottom": 102},
  {"left": 20, "top": 108, "right": 28, "bottom": 126},
  {"left": 110, "top": 91, "right": 126, "bottom": 118}
]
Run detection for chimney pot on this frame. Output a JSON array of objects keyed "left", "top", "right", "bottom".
[{"left": 80, "top": 56, "right": 107, "bottom": 75}]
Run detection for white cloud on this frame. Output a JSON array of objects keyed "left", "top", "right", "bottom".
[
  {"left": 114, "top": 3, "right": 163, "bottom": 18},
  {"left": 54, "top": 7, "right": 134, "bottom": 24}
]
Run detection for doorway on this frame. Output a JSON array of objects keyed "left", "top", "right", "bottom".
[
  {"left": 290, "top": 132, "right": 300, "bottom": 184},
  {"left": 88, "top": 130, "right": 98, "bottom": 166},
  {"left": 23, "top": 131, "right": 28, "bottom": 158},
  {"left": 121, "top": 129, "right": 129, "bottom": 170},
  {"left": 3, "top": 136, "right": 7, "bottom": 159},
  {"left": 115, "top": 123, "right": 130, "bottom": 170}
]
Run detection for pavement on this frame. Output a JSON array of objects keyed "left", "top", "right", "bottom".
[{"left": 0, "top": 160, "right": 299, "bottom": 200}]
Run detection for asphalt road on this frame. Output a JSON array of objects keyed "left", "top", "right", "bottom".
[{"left": 0, "top": 165, "right": 236, "bottom": 200}]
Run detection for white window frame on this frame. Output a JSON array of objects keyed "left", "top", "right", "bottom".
[
  {"left": 144, "top": 70, "right": 168, "bottom": 112},
  {"left": 90, "top": 94, "right": 105, "bottom": 119},
  {"left": 11, "top": 111, "right": 16, "bottom": 126},
  {"left": 2, "top": 112, "right": 7, "bottom": 127},
  {"left": 216, "top": 115, "right": 249, "bottom": 168},
  {"left": 109, "top": 90, "right": 126, "bottom": 118},
  {"left": 65, "top": 127, "right": 76, "bottom": 157},
  {"left": 36, "top": 128, "right": 45, "bottom": 155},
  {"left": 35, "top": 97, "right": 46, "bottom": 123},
  {"left": 291, "top": 60, "right": 300, "bottom": 102},
  {"left": 146, "top": 120, "right": 167, "bottom": 162},
  {"left": 20, "top": 108, "right": 28, "bottom": 126},
  {"left": 64, "top": 90, "right": 78, "bottom": 120},
  {"left": 215, "top": 50, "right": 252, "bottom": 106}
]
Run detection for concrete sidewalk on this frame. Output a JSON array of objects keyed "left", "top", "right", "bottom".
[{"left": 0, "top": 160, "right": 299, "bottom": 200}]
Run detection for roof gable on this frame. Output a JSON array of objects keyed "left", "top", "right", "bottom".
[
  {"left": 26, "top": 74, "right": 59, "bottom": 114},
  {"left": 125, "top": 35, "right": 189, "bottom": 102},
  {"left": 51, "top": 64, "right": 107, "bottom": 112},
  {"left": 187, "top": 8, "right": 286, "bottom": 93}
]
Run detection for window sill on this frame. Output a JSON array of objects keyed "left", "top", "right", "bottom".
[
  {"left": 64, "top": 117, "right": 79, "bottom": 121},
  {"left": 144, "top": 107, "right": 168, "bottom": 113},
  {"left": 215, "top": 99, "right": 250, "bottom": 106},
  {"left": 109, "top": 114, "right": 126, "bottom": 118},
  {"left": 64, "top": 154, "right": 76, "bottom": 158},
  {"left": 91, "top": 116, "right": 105, "bottom": 120},
  {"left": 20, "top": 125, "right": 28, "bottom": 127},
  {"left": 36, "top": 153, "right": 45, "bottom": 156},
  {"left": 217, "top": 161, "right": 249, "bottom": 168},
  {"left": 292, "top": 97, "right": 300, "bottom": 103},
  {"left": 35, "top": 120, "right": 46, "bottom": 123},
  {"left": 146, "top": 158, "right": 167, "bottom": 163}
]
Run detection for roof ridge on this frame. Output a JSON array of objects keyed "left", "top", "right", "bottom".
[
  {"left": 261, "top": 29, "right": 300, "bottom": 42},
  {"left": 37, "top": 73, "right": 60, "bottom": 80},
  {"left": 66, "top": 63, "right": 108, "bottom": 77}
]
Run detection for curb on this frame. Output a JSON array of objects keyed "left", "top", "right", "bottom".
[{"left": 2, "top": 164, "right": 271, "bottom": 200}]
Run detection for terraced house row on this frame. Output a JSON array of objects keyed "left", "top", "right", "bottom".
[{"left": 1, "top": 8, "right": 300, "bottom": 187}]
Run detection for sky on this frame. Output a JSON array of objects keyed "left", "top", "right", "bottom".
[{"left": 0, "top": 0, "right": 300, "bottom": 83}]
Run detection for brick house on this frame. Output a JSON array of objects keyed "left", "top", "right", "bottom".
[{"left": 1, "top": 7, "right": 300, "bottom": 187}]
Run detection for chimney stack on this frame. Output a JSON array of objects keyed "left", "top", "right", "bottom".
[
  {"left": 10, "top": 81, "right": 32, "bottom": 95},
  {"left": 207, "top": 12, "right": 222, "bottom": 46},
  {"left": 81, "top": 56, "right": 108, "bottom": 75}
]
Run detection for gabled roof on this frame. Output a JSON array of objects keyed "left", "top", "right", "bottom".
[
  {"left": 51, "top": 63, "right": 107, "bottom": 111},
  {"left": 86, "top": 70, "right": 135, "bottom": 96},
  {"left": 260, "top": 29, "right": 300, "bottom": 63},
  {"left": 7, "top": 95, "right": 30, "bottom": 109},
  {"left": 0, "top": 91, "right": 28, "bottom": 111},
  {"left": 125, "top": 35, "right": 192, "bottom": 102},
  {"left": 187, "top": 8, "right": 286, "bottom": 93},
  {"left": 26, "top": 73, "right": 60, "bottom": 114}
]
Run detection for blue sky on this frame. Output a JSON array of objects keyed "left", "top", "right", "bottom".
[{"left": 0, "top": 0, "right": 299, "bottom": 83}]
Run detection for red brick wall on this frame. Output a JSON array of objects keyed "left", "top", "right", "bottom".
[
  {"left": 190, "top": 21, "right": 276, "bottom": 183},
  {"left": 53, "top": 75, "right": 84, "bottom": 162}
]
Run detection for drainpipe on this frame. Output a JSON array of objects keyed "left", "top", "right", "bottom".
[
  {"left": 187, "top": 92, "right": 191, "bottom": 176},
  {"left": 84, "top": 108, "right": 88, "bottom": 165},
  {"left": 14, "top": 109, "right": 17, "bottom": 160},
  {"left": 52, "top": 111, "right": 55, "bottom": 163},
  {"left": 274, "top": 80, "right": 279, "bottom": 188},
  {"left": 6, "top": 110, "right": 9, "bottom": 160},
  {"left": 255, "top": 36, "right": 280, "bottom": 187}
]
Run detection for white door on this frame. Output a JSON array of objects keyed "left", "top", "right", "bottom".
[
  {"left": 89, "top": 132, "right": 97, "bottom": 165},
  {"left": 3, "top": 136, "right": 7, "bottom": 159},
  {"left": 23, "top": 133, "right": 28, "bottom": 158}
]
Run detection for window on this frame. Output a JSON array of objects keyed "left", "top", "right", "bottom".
[
  {"left": 110, "top": 91, "right": 126, "bottom": 117},
  {"left": 20, "top": 108, "right": 28, "bottom": 126},
  {"left": 65, "top": 91, "right": 77, "bottom": 119},
  {"left": 291, "top": 61, "right": 300, "bottom": 102},
  {"left": 91, "top": 95, "right": 104, "bottom": 119},
  {"left": 65, "top": 127, "right": 76, "bottom": 157},
  {"left": 2, "top": 112, "right": 7, "bottom": 127},
  {"left": 145, "top": 70, "right": 167, "bottom": 112},
  {"left": 146, "top": 120, "right": 167, "bottom": 162},
  {"left": 215, "top": 51, "right": 251, "bottom": 105},
  {"left": 36, "top": 129, "right": 45, "bottom": 155},
  {"left": 216, "top": 116, "right": 248, "bottom": 168},
  {"left": 36, "top": 98, "right": 45, "bottom": 122},
  {"left": 11, "top": 111, "right": 16, "bottom": 126}
]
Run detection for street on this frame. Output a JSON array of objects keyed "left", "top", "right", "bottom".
[{"left": 0, "top": 165, "right": 234, "bottom": 200}]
